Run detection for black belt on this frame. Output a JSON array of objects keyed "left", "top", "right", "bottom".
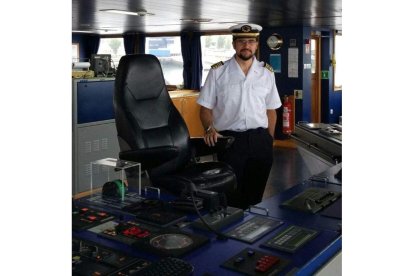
[{"left": 221, "top": 127, "right": 267, "bottom": 137}]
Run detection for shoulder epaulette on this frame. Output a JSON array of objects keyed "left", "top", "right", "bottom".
[
  {"left": 264, "top": 63, "right": 274, "bottom": 73},
  {"left": 211, "top": 61, "right": 224, "bottom": 69}
]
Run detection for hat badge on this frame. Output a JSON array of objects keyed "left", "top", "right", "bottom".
[{"left": 241, "top": 25, "right": 252, "bottom": 32}]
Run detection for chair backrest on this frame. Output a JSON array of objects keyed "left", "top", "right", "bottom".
[{"left": 114, "top": 54, "right": 191, "bottom": 176}]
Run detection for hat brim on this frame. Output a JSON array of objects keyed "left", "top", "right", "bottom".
[{"left": 232, "top": 33, "right": 260, "bottom": 38}]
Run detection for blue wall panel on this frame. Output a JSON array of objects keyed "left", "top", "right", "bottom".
[
  {"left": 260, "top": 27, "right": 303, "bottom": 98},
  {"left": 320, "top": 31, "right": 342, "bottom": 124},
  {"left": 329, "top": 91, "right": 342, "bottom": 123},
  {"left": 260, "top": 26, "right": 306, "bottom": 138},
  {"left": 76, "top": 80, "right": 115, "bottom": 124}
]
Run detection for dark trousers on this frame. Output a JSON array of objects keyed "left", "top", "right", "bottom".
[{"left": 218, "top": 128, "right": 274, "bottom": 210}]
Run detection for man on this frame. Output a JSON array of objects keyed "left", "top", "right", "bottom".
[{"left": 197, "top": 23, "right": 282, "bottom": 210}]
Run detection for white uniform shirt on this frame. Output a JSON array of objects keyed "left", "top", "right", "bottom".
[{"left": 197, "top": 56, "right": 282, "bottom": 131}]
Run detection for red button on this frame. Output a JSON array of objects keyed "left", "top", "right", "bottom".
[{"left": 255, "top": 264, "right": 267, "bottom": 272}]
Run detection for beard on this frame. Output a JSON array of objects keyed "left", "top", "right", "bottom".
[{"left": 237, "top": 49, "right": 254, "bottom": 61}]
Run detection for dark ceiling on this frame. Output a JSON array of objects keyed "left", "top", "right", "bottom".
[{"left": 72, "top": 0, "right": 342, "bottom": 35}]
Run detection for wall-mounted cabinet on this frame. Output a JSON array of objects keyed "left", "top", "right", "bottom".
[
  {"left": 72, "top": 78, "right": 120, "bottom": 196},
  {"left": 170, "top": 90, "right": 204, "bottom": 137}
]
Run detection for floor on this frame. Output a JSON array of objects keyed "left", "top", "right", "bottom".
[{"left": 262, "top": 145, "right": 312, "bottom": 200}]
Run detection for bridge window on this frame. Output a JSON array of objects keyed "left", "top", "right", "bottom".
[
  {"left": 97, "top": 38, "right": 125, "bottom": 68},
  {"left": 334, "top": 32, "right": 342, "bottom": 91},
  {"left": 145, "top": 36, "right": 184, "bottom": 86},
  {"left": 201, "top": 34, "right": 234, "bottom": 85}
]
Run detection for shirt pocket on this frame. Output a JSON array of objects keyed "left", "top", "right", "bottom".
[
  {"left": 216, "top": 82, "right": 242, "bottom": 106},
  {"left": 250, "top": 85, "right": 270, "bottom": 108}
]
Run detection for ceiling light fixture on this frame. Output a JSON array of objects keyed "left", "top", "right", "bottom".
[
  {"left": 100, "top": 8, "right": 154, "bottom": 16},
  {"left": 72, "top": 30, "right": 94, "bottom": 33},
  {"left": 96, "top": 28, "right": 119, "bottom": 32},
  {"left": 180, "top": 18, "right": 212, "bottom": 23}
]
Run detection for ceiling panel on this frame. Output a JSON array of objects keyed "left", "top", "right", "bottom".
[{"left": 72, "top": 0, "right": 342, "bottom": 34}]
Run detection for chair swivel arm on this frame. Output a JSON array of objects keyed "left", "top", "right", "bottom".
[
  {"left": 189, "top": 136, "right": 235, "bottom": 157},
  {"left": 119, "top": 146, "right": 179, "bottom": 170}
]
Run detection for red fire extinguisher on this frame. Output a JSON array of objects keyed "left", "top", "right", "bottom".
[{"left": 282, "top": 95, "right": 293, "bottom": 134}]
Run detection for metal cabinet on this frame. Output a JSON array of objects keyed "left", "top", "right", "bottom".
[{"left": 72, "top": 78, "right": 120, "bottom": 195}]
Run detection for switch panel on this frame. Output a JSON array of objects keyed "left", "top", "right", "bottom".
[
  {"left": 221, "top": 248, "right": 290, "bottom": 276},
  {"left": 294, "top": 90, "right": 303, "bottom": 99}
]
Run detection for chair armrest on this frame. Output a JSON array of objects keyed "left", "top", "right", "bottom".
[
  {"left": 119, "top": 146, "right": 179, "bottom": 170},
  {"left": 190, "top": 136, "right": 235, "bottom": 157}
]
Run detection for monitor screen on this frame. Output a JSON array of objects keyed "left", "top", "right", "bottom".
[{"left": 90, "top": 54, "right": 112, "bottom": 77}]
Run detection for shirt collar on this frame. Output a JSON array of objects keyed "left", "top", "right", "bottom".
[{"left": 231, "top": 55, "right": 259, "bottom": 78}]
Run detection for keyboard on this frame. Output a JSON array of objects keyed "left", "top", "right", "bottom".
[
  {"left": 226, "top": 216, "right": 284, "bottom": 243},
  {"left": 262, "top": 225, "right": 319, "bottom": 253},
  {"left": 132, "top": 257, "right": 194, "bottom": 276},
  {"left": 281, "top": 188, "right": 341, "bottom": 214}
]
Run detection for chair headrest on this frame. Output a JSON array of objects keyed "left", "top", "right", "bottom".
[{"left": 116, "top": 54, "right": 166, "bottom": 101}]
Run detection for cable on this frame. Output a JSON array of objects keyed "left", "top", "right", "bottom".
[{"left": 189, "top": 190, "right": 228, "bottom": 241}]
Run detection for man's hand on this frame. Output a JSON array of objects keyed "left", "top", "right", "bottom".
[
  {"left": 203, "top": 126, "right": 223, "bottom": 147},
  {"left": 200, "top": 106, "right": 223, "bottom": 146}
]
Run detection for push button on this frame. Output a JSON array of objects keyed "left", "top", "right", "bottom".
[
  {"left": 255, "top": 255, "right": 280, "bottom": 272},
  {"left": 234, "top": 256, "right": 245, "bottom": 265}
]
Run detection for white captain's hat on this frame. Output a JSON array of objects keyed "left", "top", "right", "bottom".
[{"left": 229, "top": 23, "right": 262, "bottom": 39}]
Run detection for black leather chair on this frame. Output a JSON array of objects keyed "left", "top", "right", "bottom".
[{"left": 113, "top": 54, "right": 236, "bottom": 197}]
